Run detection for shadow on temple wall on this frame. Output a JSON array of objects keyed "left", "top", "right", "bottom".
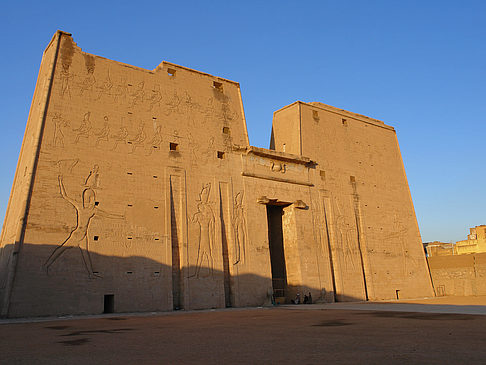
[{"left": 0, "top": 243, "right": 362, "bottom": 318}]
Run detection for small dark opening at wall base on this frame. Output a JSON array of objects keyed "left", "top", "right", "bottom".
[
  {"left": 104, "top": 294, "right": 114, "bottom": 313},
  {"left": 395, "top": 290, "right": 400, "bottom": 300}
]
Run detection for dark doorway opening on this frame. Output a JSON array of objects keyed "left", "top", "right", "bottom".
[
  {"left": 170, "top": 179, "right": 183, "bottom": 310},
  {"left": 104, "top": 294, "right": 114, "bottom": 313},
  {"left": 267, "top": 205, "right": 288, "bottom": 301}
]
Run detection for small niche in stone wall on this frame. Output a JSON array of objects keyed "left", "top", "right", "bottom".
[
  {"left": 350, "top": 176, "right": 356, "bottom": 183},
  {"left": 154, "top": 206, "right": 159, "bottom": 209},
  {"left": 170, "top": 142, "right": 178, "bottom": 151},
  {"left": 342, "top": 118, "right": 348, "bottom": 126},
  {"left": 217, "top": 151, "right": 225, "bottom": 159},
  {"left": 93, "top": 236, "right": 99, "bottom": 241},
  {"left": 127, "top": 172, "right": 133, "bottom": 175},
  {"left": 153, "top": 175, "right": 158, "bottom": 179},
  {"left": 313, "top": 110, "right": 319, "bottom": 121},
  {"left": 168, "top": 68, "right": 176, "bottom": 76},
  {"left": 94, "top": 201, "right": 99, "bottom": 206},
  {"left": 154, "top": 237, "right": 160, "bottom": 241},
  {"left": 126, "top": 271, "right": 133, "bottom": 274},
  {"left": 127, "top": 236, "right": 133, "bottom": 240},
  {"left": 213, "top": 81, "right": 223, "bottom": 91},
  {"left": 223, "top": 126, "right": 230, "bottom": 134},
  {"left": 319, "top": 170, "right": 326, "bottom": 180},
  {"left": 127, "top": 204, "right": 133, "bottom": 207}
]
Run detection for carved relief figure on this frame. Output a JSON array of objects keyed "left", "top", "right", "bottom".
[
  {"left": 95, "top": 116, "right": 110, "bottom": 147},
  {"left": 79, "top": 68, "right": 96, "bottom": 97},
  {"left": 387, "top": 214, "right": 413, "bottom": 275},
  {"left": 96, "top": 70, "right": 113, "bottom": 100},
  {"left": 59, "top": 65, "right": 74, "bottom": 98},
  {"left": 112, "top": 76, "right": 128, "bottom": 103},
  {"left": 44, "top": 168, "right": 124, "bottom": 278},
  {"left": 128, "top": 122, "right": 146, "bottom": 153},
  {"left": 111, "top": 126, "right": 129, "bottom": 151},
  {"left": 52, "top": 113, "right": 69, "bottom": 147},
  {"left": 129, "top": 81, "right": 145, "bottom": 107},
  {"left": 233, "top": 192, "right": 247, "bottom": 265},
  {"left": 147, "top": 85, "right": 162, "bottom": 111},
  {"left": 335, "top": 203, "right": 357, "bottom": 272},
  {"left": 73, "top": 112, "right": 92, "bottom": 143},
  {"left": 55, "top": 158, "right": 79, "bottom": 175},
  {"left": 191, "top": 183, "right": 215, "bottom": 277},
  {"left": 84, "top": 164, "right": 100, "bottom": 188},
  {"left": 187, "top": 133, "right": 199, "bottom": 166},
  {"left": 165, "top": 91, "right": 181, "bottom": 116},
  {"left": 147, "top": 125, "right": 162, "bottom": 155}
]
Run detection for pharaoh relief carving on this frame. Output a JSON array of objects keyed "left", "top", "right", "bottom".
[
  {"left": 129, "top": 81, "right": 145, "bottom": 108},
  {"left": 95, "top": 70, "right": 113, "bottom": 100},
  {"left": 44, "top": 164, "right": 124, "bottom": 279},
  {"left": 79, "top": 55, "right": 96, "bottom": 97},
  {"left": 385, "top": 214, "right": 415, "bottom": 276},
  {"left": 146, "top": 125, "right": 162, "bottom": 156},
  {"left": 232, "top": 192, "right": 247, "bottom": 265},
  {"left": 191, "top": 183, "right": 215, "bottom": 278},
  {"left": 52, "top": 113, "right": 70, "bottom": 147},
  {"left": 147, "top": 85, "right": 162, "bottom": 111},
  {"left": 165, "top": 91, "right": 182, "bottom": 116},
  {"left": 111, "top": 125, "right": 129, "bottom": 151},
  {"left": 94, "top": 116, "right": 110, "bottom": 147},
  {"left": 73, "top": 112, "right": 92, "bottom": 144},
  {"left": 127, "top": 122, "right": 146, "bottom": 154},
  {"left": 112, "top": 76, "right": 128, "bottom": 103},
  {"left": 59, "top": 36, "right": 75, "bottom": 98},
  {"left": 334, "top": 201, "right": 358, "bottom": 273}
]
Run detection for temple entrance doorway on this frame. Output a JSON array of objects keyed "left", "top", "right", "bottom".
[{"left": 266, "top": 204, "right": 290, "bottom": 303}]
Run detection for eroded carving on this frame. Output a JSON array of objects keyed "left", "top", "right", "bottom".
[{"left": 271, "top": 161, "right": 286, "bottom": 173}]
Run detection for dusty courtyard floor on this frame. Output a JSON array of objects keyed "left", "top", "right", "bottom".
[{"left": 2, "top": 298, "right": 486, "bottom": 364}]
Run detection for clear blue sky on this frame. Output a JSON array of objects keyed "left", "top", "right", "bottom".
[{"left": 1, "top": 0, "right": 485, "bottom": 243}]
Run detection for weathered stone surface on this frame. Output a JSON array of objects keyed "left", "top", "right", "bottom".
[{"left": 0, "top": 31, "right": 434, "bottom": 317}]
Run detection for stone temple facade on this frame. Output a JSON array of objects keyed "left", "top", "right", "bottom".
[{"left": 0, "top": 31, "right": 434, "bottom": 317}]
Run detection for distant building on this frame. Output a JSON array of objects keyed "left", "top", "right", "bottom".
[
  {"left": 454, "top": 225, "right": 486, "bottom": 255},
  {"left": 423, "top": 241, "right": 455, "bottom": 257},
  {"left": 424, "top": 225, "right": 486, "bottom": 257}
]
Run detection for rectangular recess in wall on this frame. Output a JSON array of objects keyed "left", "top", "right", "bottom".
[
  {"left": 213, "top": 81, "right": 223, "bottom": 91},
  {"left": 170, "top": 142, "right": 178, "bottom": 151},
  {"left": 168, "top": 68, "right": 176, "bottom": 76}
]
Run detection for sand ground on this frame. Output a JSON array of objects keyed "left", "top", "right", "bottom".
[{"left": 1, "top": 296, "right": 486, "bottom": 364}]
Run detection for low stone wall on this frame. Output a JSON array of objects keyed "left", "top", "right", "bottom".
[{"left": 428, "top": 253, "right": 486, "bottom": 296}]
